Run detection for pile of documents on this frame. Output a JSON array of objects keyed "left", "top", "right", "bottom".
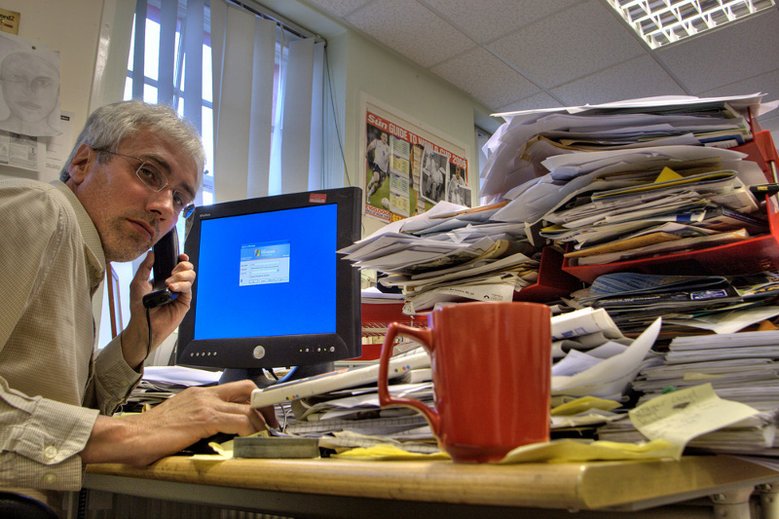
[
  {"left": 599, "top": 330, "right": 779, "bottom": 455},
  {"left": 540, "top": 163, "right": 766, "bottom": 266},
  {"left": 341, "top": 201, "right": 540, "bottom": 313},
  {"left": 481, "top": 93, "right": 775, "bottom": 202},
  {"left": 566, "top": 271, "right": 779, "bottom": 337},
  {"left": 271, "top": 352, "right": 438, "bottom": 454},
  {"left": 477, "top": 94, "right": 779, "bottom": 269},
  {"left": 126, "top": 366, "right": 222, "bottom": 411}
]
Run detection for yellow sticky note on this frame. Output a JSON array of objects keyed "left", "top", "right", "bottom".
[
  {"left": 550, "top": 396, "right": 621, "bottom": 416},
  {"left": 333, "top": 444, "right": 450, "bottom": 460},
  {"left": 498, "top": 438, "right": 678, "bottom": 464}
]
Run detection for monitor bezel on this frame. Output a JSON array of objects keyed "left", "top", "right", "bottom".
[{"left": 176, "top": 187, "right": 362, "bottom": 369}]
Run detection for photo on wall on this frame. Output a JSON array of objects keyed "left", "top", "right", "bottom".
[{"left": 362, "top": 99, "right": 469, "bottom": 223}]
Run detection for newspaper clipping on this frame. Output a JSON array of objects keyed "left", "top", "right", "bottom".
[{"left": 364, "top": 107, "right": 469, "bottom": 223}]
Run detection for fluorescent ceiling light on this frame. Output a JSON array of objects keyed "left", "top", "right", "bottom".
[{"left": 606, "top": 0, "right": 776, "bottom": 49}]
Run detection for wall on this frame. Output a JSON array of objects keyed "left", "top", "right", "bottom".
[
  {"left": 257, "top": 0, "right": 495, "bottom": 236},
  {"left": 0, "top": 0, "right": 103, "bottom": 181},
  {"left": 337, "top": 30, "right": 487, "bottom": 236}
]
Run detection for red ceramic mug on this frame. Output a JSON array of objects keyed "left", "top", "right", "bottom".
[{"left": 378, "top": 301, "right": 551, "bottom": 463}]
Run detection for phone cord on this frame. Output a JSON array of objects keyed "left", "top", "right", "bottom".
[{"left": 142, "top": 306, "right": 152, "bottom": 365}]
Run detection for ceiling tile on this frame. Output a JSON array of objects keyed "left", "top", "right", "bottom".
[
  {"left": 345, "top": 0, "right": 476, "bottom": 68},
  {"left": 420, "top": 0, "right": 578, "bottom": 44},
  {"left": 655, "top": 10, "right": 779, "bottom": 94},
  {"left": 304, "top": 0, "right": 372, "bottom": 18},
  {"left": 697, "top": 69, "right": 779, "bottom": 101},
  {"left": 431, "top": 47, "right": 540, "bottom": 108},
  {"left": 494, "top": 91, "right": 564, "bottom": 115},
  {"left": 487, "top": 0, "right": 646, "bottom": 89},
  {"left": 551, "top": 55, "right": 686, "bottom": 106}
]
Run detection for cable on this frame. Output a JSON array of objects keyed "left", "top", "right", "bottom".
[
  {"left": 143, "top": 306, "right": 153, "bottom": 366},
  {"left": 324, "top": 47, "right": 353, "bottom": 188}
]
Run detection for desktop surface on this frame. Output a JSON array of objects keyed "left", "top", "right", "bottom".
[{"left": 84, "top": 454, "right": 779, "bottom": 514}]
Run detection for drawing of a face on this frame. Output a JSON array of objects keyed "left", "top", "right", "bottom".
[{"left": 0, "top": 51, "right": 59, "bottom": 127}]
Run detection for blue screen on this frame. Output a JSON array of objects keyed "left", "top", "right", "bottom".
[{"left": 194, "top": 203, "right": 337, "bottom": 339}]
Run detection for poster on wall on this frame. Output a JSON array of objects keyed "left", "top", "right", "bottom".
[
  {"left": 0, "top": 32, "right": 60, "bottom": 138},
  {"left": 363, "top": 100, "right": 470, "bottom": 223}
]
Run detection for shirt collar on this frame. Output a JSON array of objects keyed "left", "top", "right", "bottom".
[{"left": 51, "top": 180, "right": 106, "bottom": 291}]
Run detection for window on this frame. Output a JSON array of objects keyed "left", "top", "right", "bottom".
[
  {"left": 125, "top": 0, "right": 216, "bottom": 205},
  {"left": 97, "top": 0, "right": 326, "bottom": 351}
]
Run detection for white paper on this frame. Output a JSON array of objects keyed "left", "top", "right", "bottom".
[
  {"left": 551, "top": 318, "right": 661, "bottom": 397},
  {"left": 629, "top": 383, "right": 761, "bottom": 458}
]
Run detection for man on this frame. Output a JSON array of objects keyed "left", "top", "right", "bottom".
[
  {"left": 0, "top": 100, "right": 271, "bottom": 513},
  {"left": 366, "top": 131, "right": 390, "bottom": 198}
]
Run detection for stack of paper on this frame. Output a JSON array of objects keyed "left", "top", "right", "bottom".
[
  {"left": 126, "top": 366, "right": 222, "bottom": 410},
  {"left": 634, "top": 330, "right": 779, "bottom": 411},
  {"left": 481, "top": 93, "right": 776, "bottom": 202},
  {"left": 566, "top": 271, "right": 779, "bottom": 337},
  {"left": 598, "top": 384, "right": 777, "bottom": 456},
  {"left": 341, "top": 201, "right": 539, "bottom": 313},
  {"left": 275, "top": 369, "right": 438, "bottom": 453},
  {"left": 539, "top": 163, "right": 766, "bottom": 265},
  {"left": 598, "top": 331, "right": 779, "bottom": 456}
]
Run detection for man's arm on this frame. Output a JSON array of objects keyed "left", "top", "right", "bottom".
[{"left": 81, "top": 380, "right": 269, "bottom": 466}]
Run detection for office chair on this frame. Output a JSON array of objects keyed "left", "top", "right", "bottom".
[{"left": 0, "top": 491, "right": 59, "bottom": 518}]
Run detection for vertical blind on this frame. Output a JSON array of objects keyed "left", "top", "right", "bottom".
[
  {"left": 120, "top": 0, "right": 327, "bottom": 202},
  {"left": 211, "top": 0, "right": 326, "bottom": 201}
]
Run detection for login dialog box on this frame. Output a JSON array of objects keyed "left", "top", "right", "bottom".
[{"left": 239, "top": 242, "right": 291, "bottom": 286}]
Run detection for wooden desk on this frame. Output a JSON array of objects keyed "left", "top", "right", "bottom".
[{"left": 80, "top": 455, "right": 779, "bottom": 518}]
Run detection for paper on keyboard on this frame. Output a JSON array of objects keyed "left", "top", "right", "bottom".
[{"left": 142, "top": 365, "right": 222, "bottom": 386}]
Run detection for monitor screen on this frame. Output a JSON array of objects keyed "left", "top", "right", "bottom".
[{"left": 176, "top": 187, "right": 362, "bottom": 369}]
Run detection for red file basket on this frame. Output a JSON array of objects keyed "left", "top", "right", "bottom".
[
  {"left": 356, "top": 300, "right": 422, "bottom": 361},
  {"left": 561, "top": 130, "right": 779, "bottom": 283}
]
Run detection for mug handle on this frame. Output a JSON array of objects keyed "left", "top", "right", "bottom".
[{"left": 377, "top": 322, "right": 440, "bottom": 436}]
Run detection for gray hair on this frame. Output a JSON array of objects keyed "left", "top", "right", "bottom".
[{"left": 60, "top": 100, "right": 205, "bottom": 183}]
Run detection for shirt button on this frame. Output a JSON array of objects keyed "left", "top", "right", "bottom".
[
  {"left": 42, "top": 473, "right": 57, "bottom": 485},
  {"left": 44, "top": 446, "right": 58, "bottom": 460}
]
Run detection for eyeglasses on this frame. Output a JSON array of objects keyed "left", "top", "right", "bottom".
[{"left": 93, "top": 148, "right": 195, "bottom": 218}]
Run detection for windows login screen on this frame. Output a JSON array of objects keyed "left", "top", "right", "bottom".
[{"left": 194, "top": 203, "right": 337, "bottom": 340}]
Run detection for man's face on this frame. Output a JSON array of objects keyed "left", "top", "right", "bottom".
[
  {"left": 69, "top": 129, "right": 199, "bottom": 262},
  {"left": 1, "top": 52, "right": 59, "bottom": 124}
]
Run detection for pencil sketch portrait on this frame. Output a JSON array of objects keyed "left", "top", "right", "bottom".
[{"left": 0, "top": 33, "right": 60, "bottom": 137}]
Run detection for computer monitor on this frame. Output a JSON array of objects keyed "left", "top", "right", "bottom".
[{"left": 176, "top": 187, "right": 362, "bottom": 374}]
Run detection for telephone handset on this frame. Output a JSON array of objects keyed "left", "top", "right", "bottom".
[{"left": 142, "top": 227, "right": 180, "bottom": 309}]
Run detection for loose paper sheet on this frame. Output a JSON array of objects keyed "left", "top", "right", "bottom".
[{"left": 629, "top": 383, "right": 760, "bottom": 458}]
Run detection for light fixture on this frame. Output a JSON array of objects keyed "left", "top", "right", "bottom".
[{"left": 606, "top": 0, "right": 776, "bottom": 49}]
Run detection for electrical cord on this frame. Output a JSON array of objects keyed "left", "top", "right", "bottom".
[{"left": 143, "top": 306, "right": 153, "bottom": 366}]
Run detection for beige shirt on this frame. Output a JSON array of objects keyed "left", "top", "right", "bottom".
[{"left": 0, "top": 179, "right": 141, "bottom": 495}]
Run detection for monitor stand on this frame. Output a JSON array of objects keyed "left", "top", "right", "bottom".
[{"left": 220, "top": 362, "right": 335, "bottom": 389}]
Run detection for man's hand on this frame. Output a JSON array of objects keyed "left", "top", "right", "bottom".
[
  {"left": 121, "top": 251, "right": 196, "bottom": 368},
  {"left": 81, "top": 381, "right": 276, "bottom": 466}
]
